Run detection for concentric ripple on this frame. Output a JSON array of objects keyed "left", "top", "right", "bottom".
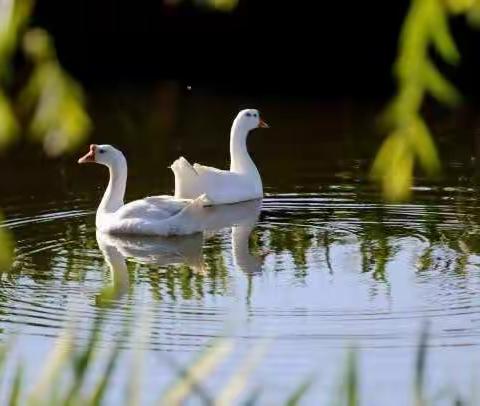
[
  {"left": 2, "top": 185, "right": 480, "bottom": 405},
  {"left": 0, "top": 186, "right": 479, "bottom": 355}
]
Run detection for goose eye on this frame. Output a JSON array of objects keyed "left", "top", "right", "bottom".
[
  {"left": 246, "top": 112, "right": 252, "bottom": 117},
  {"left": 99, "top": 149, "right": 105, "bottom": 154}
]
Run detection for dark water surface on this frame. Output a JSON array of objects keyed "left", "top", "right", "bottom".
[{"left": 2, "top": 86, "right": 480, "bottom": 404}]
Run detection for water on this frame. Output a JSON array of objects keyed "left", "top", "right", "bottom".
[{"left": 2, "top": 87, "right": 480, "bottom": 404}]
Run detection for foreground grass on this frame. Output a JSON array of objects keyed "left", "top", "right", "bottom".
[{"left": 0, "top": 317, "right": 472, "bottom": 405}]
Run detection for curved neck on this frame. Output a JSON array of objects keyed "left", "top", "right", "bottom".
[
  {"left": 229, "top": 120, "right": 257, "bottom": 174},
  {"left": 99, "top": 159, "right": 127, "bottom": 214}
]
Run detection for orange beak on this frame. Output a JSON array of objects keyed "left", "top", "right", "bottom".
[
  {"left": 78, "top": 144, "right": 96, "bottom": 164},
  {"left": 258, "top": 118, "right": 270, "bottom": 128}
]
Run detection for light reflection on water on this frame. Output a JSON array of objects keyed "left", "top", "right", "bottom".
[{"left": 2, "top": 92, "right": 480, "bottom": 404}]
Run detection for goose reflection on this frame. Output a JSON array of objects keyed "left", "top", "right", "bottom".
[
  {"left": 95, "top": 199, "right": 263, "bottom": 304},
  {"left": 95, "top": 230, "right": 204, "bottom": 304},
  {"left": 191, "top": 198, "right": 263, "bottom": 274}
]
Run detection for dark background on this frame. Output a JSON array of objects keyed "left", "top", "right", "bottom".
[{"left": 32, "top": 0, "right": 480, "bottom": 99}]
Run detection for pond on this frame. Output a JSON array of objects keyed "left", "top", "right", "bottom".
[{"left": 1, "top": 85, "right": 480, "bottom": 405}]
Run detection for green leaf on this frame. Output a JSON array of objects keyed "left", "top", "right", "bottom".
[
  {"left": 0, "top": 218, "right": 13, "bottom": 272},
  {"left": 429, "top": 0, "right": 461, "bottom": 65},
  {"left": 203, "top": 0, "right": 239, "bottom": 11},
  {"left": 0, "top": 91, "right": 18, "bottom": 149},
  {"left": 423, "top": 60, "right": 461, "bottom": 106},
  {"left": 408, "top": 116, "right": 441, "bottom": 176}
]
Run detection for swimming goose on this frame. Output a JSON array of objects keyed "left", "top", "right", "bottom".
[
  {"left": 78, "top": 144, "right": 208, "bottom": 236},
  {"left": 171, "top": 109, "right": 269, "bottom": 205}
]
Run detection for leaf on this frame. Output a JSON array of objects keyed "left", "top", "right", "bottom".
[
  {"left": 370, "top": 131, "right": 407, "bottom": 180},
  {"left": 383, "top": 145, "right": 414, "bottom": 201},
  {"left": 429, "top": 0, "right": 461, "bottom": 64},
  {"left": 204, "top": 0, "right": 239, "bottom": 11},
  {"left": 408, "top": 116, "right": 441, "bottom": 176},
  {"left": 21, "top": 29, "right": 91, "bottom": 156},
  {"left": 466, "top": 3, "right": 480, "bottom": 26},
  {"left": 423, "top": 60, "right": 461, "bottom": 106},
  {"left": 0, "top": 90, "right": 18, "bottom": 149},
  {"left": 0, "top": 0, "right": 33, "bottom": 74},
  {"left": 0, "top": 218, "right": 13, "bottom": 272},
  {"left": 446, "top": 0, "right": 476, "bottom": 14}
]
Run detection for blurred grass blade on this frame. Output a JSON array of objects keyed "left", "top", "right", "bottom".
[
  {"left": 64, "top": 314, "right": 104, "bottom": 404},
  {"left": 415, "top": 322, "right": 430, "bottom": 406},
  {"left": 8, "top": 364, "right": 23, "bottom": 406},
  {"left": 215, "top": 340, "right": 270, "bottom": 406},
  {"left": 345, "top": 350, "right": 358, "bottom": 406},
  {"left": 89, "top": 334, "right": 124, "bottom": 406},
  {"left": 242, "top": 387, "right": 262, "bottom": 406},
  {"left": 29, "top": 323, "right": 75, "bottom": 403},
  {"left": 126, "top": 311, "right": 151, "bottom": 406},
  {"left": 286, "top": 377, "right": 314, "bottom": 406},
  {"left": 160, "top": 338, "right": 234, "bottom": 406}
]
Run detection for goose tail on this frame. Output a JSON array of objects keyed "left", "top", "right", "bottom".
[{"left": 170, "top": 157, "right": 200, "bottom": 199}]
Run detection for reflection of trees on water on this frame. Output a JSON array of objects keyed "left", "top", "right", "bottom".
[{"left": 7, "top": 192, "right": 480, "bottom": 303}]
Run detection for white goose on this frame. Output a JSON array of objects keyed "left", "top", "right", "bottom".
[
  {"left": 78, "top": 144, "right": 208, "bottom": 236},
  {"left": 171, "top": 109, "right": 269, "bottom": 205}
]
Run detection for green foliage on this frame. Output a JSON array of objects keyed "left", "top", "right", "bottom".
[
  {"left": 0, "top": 0, "right": 92, "bottom": 272},
  {"left": 20, "top": 29, "right": 91, "bottom": 156},
  {"left": 0, "top": 1, "right": 91, "bottom": 154},
  {"left": 372, "top": 0, "right": 480, "bottom": 201},
  {"left": 204, "top": 0, "right": 239, "bottom": 11},
  {"left": 167, "top": 0, "right": 239, "bottom": 11},
  {"left": 0, "top": 215, "right": 13, "bottom": 271},
  {"left": 0, "top": 0, "right": 32, "bottom": 146}
]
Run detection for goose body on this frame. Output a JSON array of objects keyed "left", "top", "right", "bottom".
[
  {"left": 78, "top": 144, "right": 208, "bottom": 236},
  {"left": 171, "top": 109, "right": 269, "bottom": 205}
]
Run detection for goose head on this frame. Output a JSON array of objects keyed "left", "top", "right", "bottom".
[
  {"left": 78, "top": 144, "right": 126, "bottom": 169},
  {"left": 234, "top": 109, "right": 269, "bottom": 132}
]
